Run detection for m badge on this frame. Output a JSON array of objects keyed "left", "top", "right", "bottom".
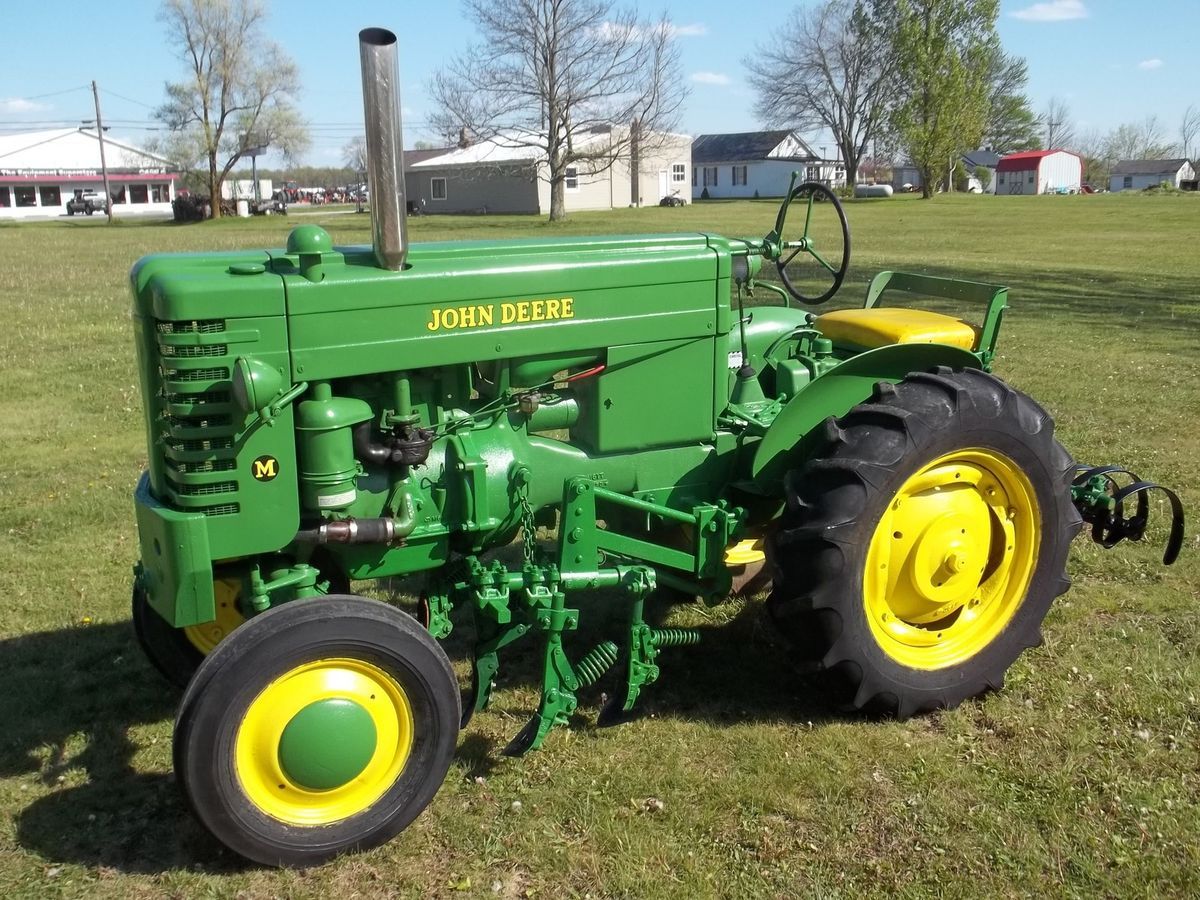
[{"left": 251, "top": 455, "right": 279, "bottom": 482}]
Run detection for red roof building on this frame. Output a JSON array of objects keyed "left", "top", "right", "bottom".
[{"left": 995, "top": 149, "right": 1083, "bottom": 195}]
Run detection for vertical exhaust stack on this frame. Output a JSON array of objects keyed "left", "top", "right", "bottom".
[{"left": 359, "top": 27, "right": 408, "bottom": 270}]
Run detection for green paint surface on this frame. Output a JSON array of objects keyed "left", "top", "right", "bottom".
[{"left": 277, "top": 699, "right": 378, "bottom": 791}]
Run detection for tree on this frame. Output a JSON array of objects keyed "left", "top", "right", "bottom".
[
  {"left": 343, "top": 136, "right": 368, "bottom": 175},
  {"left": 431, "top": 0, "right": 687, "bottom": 222},
  {"left": 745, "top": 0, "right": 894, "bottom": 186},
  {"left": 1074, "top": 127, "right": 1110, "bottom": 186},
  {"left": 1180, "top": 104, "right": 1199, "bottom": 161},
  {"left": 887, "top": 0, "right": 998, "bottom": 199},
  {"left": 155, "top": 0, "right": 308, "bottom": 218},
  {"left": 982, "top": 47, "right": 1040, "bottom": 153},
  {"left": 1104, "top": 116, "right": 1175, "bottom": 162},
  {"left": 1041, "top": 96, "right": 1075, "bottom": 150}
]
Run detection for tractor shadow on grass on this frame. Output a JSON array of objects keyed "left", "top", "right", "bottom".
[{"left": 2, "top": 623, "right": 243, "bottom": 874}]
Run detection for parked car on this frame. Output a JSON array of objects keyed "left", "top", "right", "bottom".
[{"left": 66, "top": 191, "right": 108, "bottom": 216}]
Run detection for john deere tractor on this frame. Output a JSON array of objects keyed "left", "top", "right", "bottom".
[{"left": 129, "top": 29, "right": 1183, "bottom": 866}]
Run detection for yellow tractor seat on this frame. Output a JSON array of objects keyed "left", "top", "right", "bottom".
[{"left": 814, "top": 307, "right": 980, "bottom": 351}]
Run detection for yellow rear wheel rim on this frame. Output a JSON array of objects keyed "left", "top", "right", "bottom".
[
  {"left": 864, "top": 448, "right": 1039, "bottom": 670},
  {"left": 234, "top": 658, "right": 414, "bottom": 825},
  {"left": 183, "top": 578, "right": 244, "bottom": 655}
]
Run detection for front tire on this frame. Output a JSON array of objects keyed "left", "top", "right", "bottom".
[
  {"left": 174, "top": 595, "right": 460, "bottom": 867},
  {"left": 768, "top": 367, "right": 1081, "bottom": 718}
]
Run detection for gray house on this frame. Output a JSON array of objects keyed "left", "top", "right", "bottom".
[
  {"left": 405, "top": 127, "right": 691, "bottom": 215},
  {"left": 1109, "top": 159, "right": 1197, "bottom": 191},
  {"left": 690, "top": 130, "right": 843, "bottom": 199},
  {"left": 962, "top": 150, "right": 1000, "bottom": 194}
]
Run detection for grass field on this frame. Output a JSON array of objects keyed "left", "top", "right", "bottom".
[{"left": 0, "top": 193, "right": 1198, "bottom": 898}]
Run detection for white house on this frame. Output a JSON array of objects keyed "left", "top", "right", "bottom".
[
  {"left": 691, "top": 131, "right": 844, "bottom": 200},
  {"left": 406, "top": 126, "right": 691, "bottom": 215},
  {"left": 1109, "top": 158, "right": 1196, "bottom": 192},
  {"left": 994, "top": 149, "right": 1082, "bottom": 195},
  {"left": 0, "top": 128, "right": 178, "bottom": 219}
]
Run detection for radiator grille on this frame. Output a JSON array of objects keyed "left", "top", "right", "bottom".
[
  {"left": 157, "top": 319, "right": 226, "bottom": 335},
  {"left": 165, "top": 366, "right": 230, "bottom": 382},
  {"left": 168, "top": 479, "right": 239, "bottom": 496},
  {"left": 164, "top": 458, "right": 237, "bottom": 474},
  {"left": 161, "top": 343, "right": 227, "bottom": 358},
  {"left": 154, "top": 317, "right": 239, "bottom": 514}
]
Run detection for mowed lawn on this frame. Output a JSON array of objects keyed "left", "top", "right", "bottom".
[{"left": 0, "top": 193, "right": 1197, "bottom": 899}]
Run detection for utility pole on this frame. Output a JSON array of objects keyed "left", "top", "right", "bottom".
[
  {"left": 1045, "top": 119, "right": 1061, "bottom": 149},
  {"left": 91, "top": 80, "right": 113, "bottom": 223}
]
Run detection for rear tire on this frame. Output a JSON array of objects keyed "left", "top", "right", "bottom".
[
  {"left": 174, "top": 595, "right": 461, "bottom": 867},
  {"left": 767, "top": 367, "right": 1081, "bottom": 718}
]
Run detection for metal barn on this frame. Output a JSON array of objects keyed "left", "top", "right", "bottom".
[{"left": 995, "top": 150, "right": 1083, "bottom": 195}]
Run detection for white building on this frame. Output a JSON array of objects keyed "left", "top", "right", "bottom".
[
  {"left": 406, "top": 126, "right": 691, "bottom": 215},
  {"left": 0, "top": 128, "right": 178, "bottom": 219},
  {"left": 1109, "top": 158, "right": 1196, "bottom": 192},
  {"left": 994, "top": 149, "right": 1083, "bottom": 195},
  {"left": 691, "top": 131, "right": 844, "bottom": 200},
  {"left": 221, "top": 179, "right": 274, "bottom": 201}
]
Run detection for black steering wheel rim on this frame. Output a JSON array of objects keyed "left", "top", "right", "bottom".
[{"left": 775, "top": 181, "right": 851, "bottom": 305}]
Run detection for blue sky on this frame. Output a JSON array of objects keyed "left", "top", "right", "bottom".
[{"left": 1, "top": 0, "right": 1195, "bottom": 167}]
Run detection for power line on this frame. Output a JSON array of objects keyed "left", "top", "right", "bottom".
[
  {"left": 100, "top": 87, "right": 157, "bottom": 110},
  {"left": 18, "top": 85, "right": 91, "bottom": 101}
]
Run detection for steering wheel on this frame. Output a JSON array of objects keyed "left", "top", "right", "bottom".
[{"left": 773, "top": 181, "right": 851, "bottom": 305}]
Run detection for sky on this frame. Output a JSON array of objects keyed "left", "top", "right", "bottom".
[{"left": 0, "top": 0, "right": 1196, "bottom": 168}]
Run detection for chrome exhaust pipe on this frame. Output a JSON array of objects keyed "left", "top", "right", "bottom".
[{"left": 358, "top": 27, "right": 408, "bottom": 270}]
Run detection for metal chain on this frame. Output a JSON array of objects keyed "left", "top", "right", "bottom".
[{"left": 519, "top": 487, "right": 537, "bottom": 567}]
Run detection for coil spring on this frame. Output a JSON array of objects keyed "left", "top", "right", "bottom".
[
  {"left": 575, "top": 640, "right": 619, "bottom": 687},
  {"left": 650, "top": 628, "right": 701, "bottom": 648}
]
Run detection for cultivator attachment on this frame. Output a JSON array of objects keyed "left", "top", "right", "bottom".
[{"left": 1071, "top": 464, "right": 1185, "bottom": 565}]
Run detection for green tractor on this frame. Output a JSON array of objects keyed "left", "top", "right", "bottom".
[{"left": 129, "top": 28, "right": 1183, "bottom": 866}]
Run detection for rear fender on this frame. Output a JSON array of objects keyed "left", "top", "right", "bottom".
[{"left": 749, "top": 343, "right": 982, "bottom": 490}]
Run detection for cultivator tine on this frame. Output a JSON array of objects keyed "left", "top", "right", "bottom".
[
  {"left": 1071, "top": 464, "right": 1185, "bottom": 565},
  {"left": 502, "top": 716, "right": 546, "bottom": 758},
  {"left": 461, "top": 653, "right": 497, "bottom": 729}
]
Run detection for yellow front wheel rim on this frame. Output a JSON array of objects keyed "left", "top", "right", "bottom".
[
  {"left": 235, "top": 658, "right": 414, "bottom": 825},
  {"left": 864, "top": 448, "right": 1040, "bottom": 670}
]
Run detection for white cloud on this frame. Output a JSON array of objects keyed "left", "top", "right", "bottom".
[
  {"left": 691, "top": 71, "right": 730, "bottom": 86},
  {"left": 1011, "top": 0, "right": 1088, "bottom": 22},
  {"left": 671, "top": 23, "right": 708, "bottom": 37},
  {"left": 1137, "top": 58, "right": 1163, "bottom": 70},
  {"left": 0, "top": 97, "right": 49, "bottom": 114}
]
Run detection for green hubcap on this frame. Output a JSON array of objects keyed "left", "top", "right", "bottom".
[{"left": 277, "top": 698, "right": 378, "bottom": 791}]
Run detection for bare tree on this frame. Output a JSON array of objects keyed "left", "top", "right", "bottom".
[
  {"left": 343, "top": 136, "right": 368, "bottom": 175},
  {"left": 1181, "top": 104, "right": 1200, "bottom": 161},
  {"left": 745, "top": 0, "right": 893, "bottom": 186},
  {"left": 1041, "top": 96, "right": 1075, "bottom": 149},
  {"left": 1074, "top": 127, "right": 1110, "bottom": 185},
  {"left": 1104, "top": 116, "right": 1175, "bottom": 162},
  {"left": 155, "top": 0, "right": 308, "bottom": 218},
  {"left": 431, "top": 0, "right": 687, "bottom": 222}
]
